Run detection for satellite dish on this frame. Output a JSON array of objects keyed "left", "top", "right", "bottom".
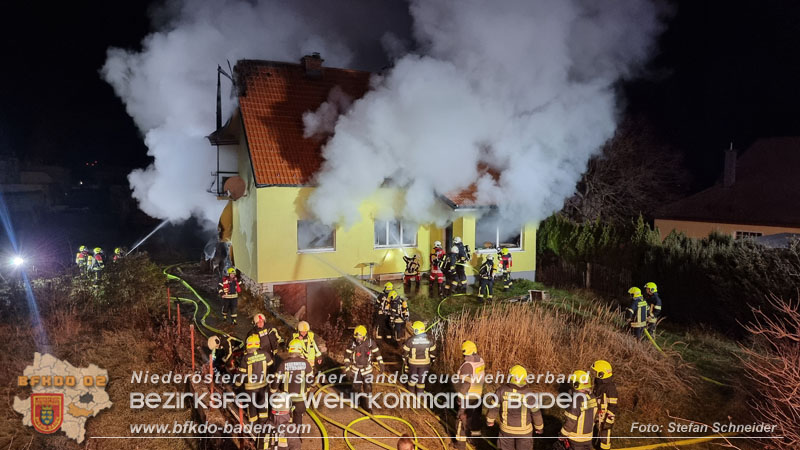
[{"left": 223, "top": 176, "right": 246, "bottom": 200}]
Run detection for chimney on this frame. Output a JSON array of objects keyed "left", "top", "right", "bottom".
[
  {"left": 723, "top": 143, "right": 736, "bottom": 188},
  {"left": 300, "top": 53, "right": 323, "bottom": 78}
]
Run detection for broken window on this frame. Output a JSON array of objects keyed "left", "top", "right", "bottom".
[
  {"left": 297, "top": 220, "right": 335, "bottom": 252},
  {"left": 374, "top": 219, "right": 417, "bottom": 248}
]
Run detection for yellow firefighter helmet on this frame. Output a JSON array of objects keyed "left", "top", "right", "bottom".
[
  {"left": 461, "top": 340, "right": 477, "bottom": 356},
  {"left": 412, "top": 321, "right": 426, "bottom": 335},
  {"left": 644, "top": 282, "right": 657, "bottom": 293},
  {"left": 227, "top": 267, "right": 236, "bottom": 274},
  {"left": 572, "top": 370, "right": 592, "bottom": 391},
  {"left": 591, "top": 360, "right": 613, "bottom": 379},
  {"left": 354, "top": 325, "right": 367, "bottom": 338},
  {"left": 509, "top": 365, "right": 528, "bottom": 386},
  {"left": 94, "top": 247, "right": 102, "bottom": 254},
  {"left": 628, "top": 287, "right": 642, "bottom": 297},
  {"left": 288, "top": 339, "right": 304, "bottom": 353},
  {"left": 501, "top": 247, "right": 509, "bottom": 255},
  {"left": 384, "top": 282, "right": 393, "bottom": 292},
  {"left": 246, "top": 334, "right": 260, "bottom": 350},
  {"left": 79, "top": 245, "right": 86, "bottom": 252}
]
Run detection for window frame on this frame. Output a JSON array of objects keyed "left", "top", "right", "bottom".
[
  {"left": 475, "top": 217, "right": 523, "bottom": 253},
  {"left": 374, "top": 219, "right": 418, "bottom": 249},
  {"left": 734, "top": 230, "right": 763, "bottom": 240},
  {"left": 297, "top": 220, "right": 336, "bottom": 253}
]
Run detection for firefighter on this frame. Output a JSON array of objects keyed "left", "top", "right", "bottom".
[
  {"left": 591, "top": 360, "right": 619, "bottom": 450},
  {"left": 402, "top": 321, "right": 436, "bottom": 394},
  {"left": 453, "top": 237, "right": 470, "bottom": 294},
  {"left": 388, "top": 287, "right": 410, "bottom": 344},
  {"left": 344, "top": 325, "right": 385, "bottom": 412},
  {"left": 88, "top": 247, "right": 105, "bottom": 281},
  {"left": 625, "top": 287, "right": 648, "bottom": 340},
  {"left": 445, "top": 245, "right": 460, "bottom": 296},
  {"left": 75, "top": 245, "right": 90, "bottom": 275},
  {"left": 272, "top": 339, "right": 313, "bottom": 431},
  {"left": 429, "top": 241, "right": 446, "bottom": 298},
  {"left": 219, "top": 267, "right": 241, "bottom": 324},
  {"left": 558, "top": 370, "right": 598, "bottom": 450},
  {"left": 266, "top": 391, "right": 292, "bottom": 450},
  {"left": 207, "top": 334, "right": 245, "bottom": 372},
  {"left": 478, "top": 254, "right": 495, "bottom": 302},
  {"left": 112, "top": 247, "right": 123, "bottom": 263},
  {"left": 292, "top": 321, "right": 323, "bottom": 373},
  {"left": 402, "top": 254, "right": 421, "bottom": 296},
  {"left": 236, "top": 334, "right": 272, "bottom": 424},
  {"left": 455, "top": 340, "right": 485, "bottom": 450},
  {"left": 487, "top": 365, "right": 544, "bottom": 450},
  {"left": 373, "top": 283, "right": 396, "bottom": 340},
  {"left": 644, "top": 282, "right": 662, "bottom": 336},
  {"left": 499, "top": 247, "right": 513, "bottom": 289},
  {"left": 248, "top": 313, "right": 284, "bottom": 356}
]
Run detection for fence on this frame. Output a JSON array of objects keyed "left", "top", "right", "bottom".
[{"left": 537, "top": 257, "right": 631, "bottom": 302}]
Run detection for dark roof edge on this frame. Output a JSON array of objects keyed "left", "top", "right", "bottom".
[{"left": 654, "top": 215, "right": 800, "bottom": 229}]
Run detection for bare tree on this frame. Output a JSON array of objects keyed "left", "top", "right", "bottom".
[
  {"left": 740, "top": 294, "right": 800, "bottom": 449},
  {"left": 563, "top": 117, "right": 687, "bottom": 224}
]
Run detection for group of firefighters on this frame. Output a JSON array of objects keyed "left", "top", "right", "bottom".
[
  {"left": 204, "top": 236, "right": 663, "bottom": 450},
  {"left": 74, "top": 245, "right": 124, "bottom": 280}
]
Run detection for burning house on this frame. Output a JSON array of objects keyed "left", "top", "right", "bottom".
[{"left": 208, "top": 55, "right": 537, "bottom": 316}]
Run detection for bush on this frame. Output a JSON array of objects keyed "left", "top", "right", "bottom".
[{"left": 741, "top": 294, "right": 800, "bottom": 449}]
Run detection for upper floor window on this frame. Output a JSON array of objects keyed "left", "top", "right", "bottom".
[
  {"left": 297, "top": 220, "right": 335, "bottom": 252},
  {"left": 374, "top": 219, "right": 417, "bottom": 248}
]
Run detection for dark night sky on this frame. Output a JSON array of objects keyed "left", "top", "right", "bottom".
[{"left": 2, "top": 1, "right": 800, "bottom": 191}]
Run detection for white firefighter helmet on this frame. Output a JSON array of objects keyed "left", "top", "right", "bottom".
[
  {"left": 451, "top": 245, "right": 459, "bottom": 253},
  {"left": 454, "top": 236, "right": 462, "bottom": 244},
  {"left": 207, "top": 336, "right": 221, "bottom": 350},
  {"left": 434, "top": 241, "right": 442, "bottom": 248}
]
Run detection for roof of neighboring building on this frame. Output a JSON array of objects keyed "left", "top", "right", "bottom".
[
  {"left": 655, "top": 137, "right": 800, "bottom": 228},
  {"left": 233, "top": 59, "right": 371, "bottom": 186}
]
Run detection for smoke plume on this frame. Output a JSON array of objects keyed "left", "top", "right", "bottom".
[
  {"left": 102, "top": 0, "right": 410, "bottom": 225},
  {"left": 307, "top": 0, "right": 666, "bottom": 229}
]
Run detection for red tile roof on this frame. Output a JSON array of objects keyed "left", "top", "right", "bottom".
[
  {"left": 234, "top": 59, "right": 371, "bottom": 186},
  {"left": 442, "top": 165, "right": 499, "bottom": 208}
]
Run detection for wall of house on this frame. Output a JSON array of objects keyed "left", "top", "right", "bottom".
[
  {"left": 230, "top": 142, "right": 259, "bottom": 281},
  {"left": 655, "top": 219, "right": 800, "bottom": 240}
]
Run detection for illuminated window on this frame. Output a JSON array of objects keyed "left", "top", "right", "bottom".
[
  {"left": 297, "top": 221, "right": 335, "bottom": 252},
  {"left": 475, "top": 211, "right": 522, "bottom": 251},
  {"left": 734, "top": 231, "right": 762, "bottom": 240},
  {"left": 374, "top": 219, "right": 417, "bottom": 248}
]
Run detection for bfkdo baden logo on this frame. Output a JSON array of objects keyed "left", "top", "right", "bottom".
[
  {"left": 31, "top": 393, "right": 64, "bottom": 434},
  {"left": 13, "top": 353, "right": 112, "bottom": 443}
]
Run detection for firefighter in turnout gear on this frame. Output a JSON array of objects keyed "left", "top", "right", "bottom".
[
  {"left": 292, "top": 321, "right": 323, "bottom": 373},
  {"left": 644, "top": 282, "right": 662, "bottom": 336},
  {"left": 75, "top": 246, "right": 90, "bottom": 275},
  {"left": 626, "top": 287, "right": 648, "bottom": 340},
  {"left": 454, "top": 237, "right": 470, "bottom": 294},
  {"left": 591, "top": 360, "right": 619, "bottom": 450},
  {"left": 219, "top": 267, "right": 241, "bottom": 324},
  {"left": 487, "top": 365, "right": 544, "bottom": 450},
  {"left": 388, "top": 290, "right": 410, "bottom": 344},
  {"left": 374, "top": 283, "right": 396, "bottom": 340},
  {"left": 559, "top": 370, "right": 598, "bottom": 450},
  {"left": 248, "top": 313, "right": 284, "bottom": 356},
  {"left": 455, "top": 340, "right": 486, "bottom": 450},
  {"left": 113, "top": 247, "right": 123, "bottom": 263},
  {"left": 499, "top": 247, "right": 513, "bottom": 289},
  {"left": 445, "top": 246, "right": 460, "bottom": 296},
  {"left": 478, "top": 254, "right": 495, "bottom": 302},
  {"left": 236, "top": 335, "right": 273, "bottom": 424},
  {"left": 402, "top": 321, "right": 436, "bottom": 394},
  {"left": 429, "top": 241, "right": 446, "bottom": 298},
  {"left": 88, "top": 247, "right": 105, "bottom": 281},
  {"left": 208, "top": 335, "right": 244, "bottom": 373},
  {"left": 344, "top": 326, "right": 385, "bottom": 412},
  {"left": 403, "top": 254, "right": 421, "bottom": 296},
  {"left": 271, "top": 339, "right": 313, "bottom": 434}
]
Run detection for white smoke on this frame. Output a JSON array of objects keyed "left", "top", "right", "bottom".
[
  {"left": 303, "top": 87, "right": 353, "bottom": 138},
  {"left": 307, "top": 0, "right": 666, "bottom": 228},
  {"left": 102, "top": 0, "right": 409, "bottom": 225}
]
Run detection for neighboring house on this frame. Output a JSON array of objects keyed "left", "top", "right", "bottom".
[
  {"left": 0, "top": 157, "right": 71, "bottom": 224},
  {"left": 208, "top": 55, "right": 537, "bottom": 316},
  {"left": 655, "top": 137, "right": 800, "bottom": 240}
]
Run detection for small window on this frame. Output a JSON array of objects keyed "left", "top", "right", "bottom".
[
  {"left": 735, "top": 231, "right": 763, "bottom": 240},
  {"left": 297, "top": 220, "right": 335, "bottom": 252},
  {"left": 475, "top": 211, "right": 522, "bottom": 251},
  {"left": 374, "top": 219, "right": 417, "bottom": 248}
]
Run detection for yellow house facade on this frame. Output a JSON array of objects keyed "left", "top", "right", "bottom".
[{"left": 210, "top": 57, "right": 537, "bottom": 299}]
